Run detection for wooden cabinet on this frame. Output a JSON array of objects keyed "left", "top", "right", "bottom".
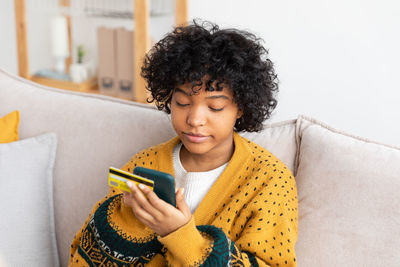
[{"left": 14, "top": 0, "right": 188, "bottom": 103}]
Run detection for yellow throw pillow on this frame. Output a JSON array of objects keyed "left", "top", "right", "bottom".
[{"left": 0, "top": 110, "right": 20, "bottom": 143}]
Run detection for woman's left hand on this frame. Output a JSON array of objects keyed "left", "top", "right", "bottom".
[{"left": 123, "top": 181, "right": 192, "bottom": 237}]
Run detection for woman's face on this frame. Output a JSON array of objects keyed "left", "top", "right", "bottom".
[{"left": 170, "top": 80, "right": 242, "bottom": 158}]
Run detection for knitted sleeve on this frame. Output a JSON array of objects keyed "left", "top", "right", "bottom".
[
  {"left": 68, "top": 150, "right": 164, "bottom": 266},
  {"left": 158, "top": 170, "right": 298, "bottom": 266},
  {"left": 157, "top": 217, "right": 278, "bottom": 267},
  {"left": 68, "top": 188, "right": 119, "bottom": 266}
]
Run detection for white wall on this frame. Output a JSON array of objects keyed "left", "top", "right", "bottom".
[
  {"left": 0, "top": 0, "right": 18, "bottom": 74},
  {"left": 189, "top": 0, "right": 400, "bottom": 147},
  {"left": 1, "top": 0, "right": 399, "bottom": 146}
]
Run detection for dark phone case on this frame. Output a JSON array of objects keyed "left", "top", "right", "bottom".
[{"left": 133, "top": 167, "right": 176, "bottom": 207}]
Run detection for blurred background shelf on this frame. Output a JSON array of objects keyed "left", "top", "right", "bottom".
[
  {"left": 14, "top": 0, "right": 188, "bottom": 103},
  {"left": 30, "top": 75, "right": 98, "bottom": 93}
]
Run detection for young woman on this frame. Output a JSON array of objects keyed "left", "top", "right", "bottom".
[{"left": 69, "top": 20, "right": 298, "bottom": 266}]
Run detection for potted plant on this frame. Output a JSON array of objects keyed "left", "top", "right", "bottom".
[{"left": 70, "top": 44, "right": 89, "bottom": 83}]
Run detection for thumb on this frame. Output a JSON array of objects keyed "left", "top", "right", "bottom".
[{"left": 176, "top": 188, "right": 190, "bottom": 215}]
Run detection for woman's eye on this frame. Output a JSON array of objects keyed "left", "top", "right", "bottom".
[
  {"left": 210, "top": 107, "right": 224, "bottom": 112},
  {"left": 176, "top": 101, "right": 189, "bottom": 107}
]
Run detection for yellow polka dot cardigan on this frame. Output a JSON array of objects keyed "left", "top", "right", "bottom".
[{"left": 69, "top": 132, "right": 298, "bottom": 266}]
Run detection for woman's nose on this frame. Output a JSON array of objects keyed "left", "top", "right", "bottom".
[{"left": 186, "top": 106, "right": 206, "bottom": 127}]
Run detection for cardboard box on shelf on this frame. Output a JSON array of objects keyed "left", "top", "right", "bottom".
[
  {"left": 116, "top": 28, "right": 134, "bottom": 100},
  {"left": 97, "top": 27, "right": 118, "bottom": 96}
]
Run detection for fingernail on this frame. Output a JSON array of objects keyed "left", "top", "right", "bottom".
[
  {"left": 126, "top": 181, "right": 134, "bottom": 188},
  {"left": 181, "top": 188, "right": 184, "bottom": 194},
  {"left": 138, "top": 183, "right": 146, "bottom": 190}
]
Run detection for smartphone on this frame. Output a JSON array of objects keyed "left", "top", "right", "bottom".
[{"left": 133, "top": 167, "right": 176, "bottom": 207}]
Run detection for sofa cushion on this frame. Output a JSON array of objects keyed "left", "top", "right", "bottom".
[
  {"left": 294, "top": 115, "right": 400, "bottom": 266},
  {"left": 0, "top": 133, "right": 59, "bottom": 266},
  {"left": 241, "top": 119, "right": 297, "bottom": 174},
  {"left": 0, "top": 110, "right": 20, "bottom": 143}
]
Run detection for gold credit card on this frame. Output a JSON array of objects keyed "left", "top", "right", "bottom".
[{"left": 108, "top": 166, "right": 154, "bottom": 193}]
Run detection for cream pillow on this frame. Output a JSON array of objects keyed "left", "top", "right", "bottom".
[
  {"left": 294, "top": 116, "right": 400, "bottom": 266},
  {"left": 241, "top": 119, "right": 297, "bottom": 174},
  {"left": 0, "top": 133, "right": 59, "bottom": 266}
]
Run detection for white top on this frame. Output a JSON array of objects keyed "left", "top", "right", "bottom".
[{"left": 173, "top": 142, "right": 228, "bottom": 213}]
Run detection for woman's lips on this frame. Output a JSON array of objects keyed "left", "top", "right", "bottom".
[{"left": 184, "top": 132, "right": 209, "bottom": 143}]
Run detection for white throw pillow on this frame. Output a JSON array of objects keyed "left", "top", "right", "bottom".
[
  {"left": 294, "top": 116, "right": 400, "bottom": 266},
  {"left": 0, "top": 133, "right": 59, "bottom": 267}
]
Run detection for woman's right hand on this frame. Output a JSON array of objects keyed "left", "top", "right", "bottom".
[{"left": 122, "top": 183, "right": 192, "bottom": 237}]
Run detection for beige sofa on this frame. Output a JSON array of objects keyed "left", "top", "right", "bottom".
[{"left": 1, "top": 68, "right": 399, "bottom": 267}]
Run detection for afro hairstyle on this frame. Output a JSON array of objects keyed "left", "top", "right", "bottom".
[{"left": 141, "top": 19, "right": 279, "bottom": 132}]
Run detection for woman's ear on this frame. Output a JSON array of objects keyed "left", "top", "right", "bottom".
[{"left": 237, "top": 109, "right": 243, "bottom": 119}]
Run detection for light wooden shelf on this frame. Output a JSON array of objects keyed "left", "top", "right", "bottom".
[
  {"left": 30, "top": 75, "right": 139, "bottom": 102},
  {"left": 30, "top": 75, "right": 97, "bottom": 93}
]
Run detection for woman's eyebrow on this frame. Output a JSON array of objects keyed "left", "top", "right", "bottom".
[
  {"left": 175, "top": 87, "right": 230, "bottom": 100},
  {"left": 206, "top": 95, "right": 230, "bottom": 100},
  {"left": 174, "top": 88, "right": 190, "bottom": 96}
]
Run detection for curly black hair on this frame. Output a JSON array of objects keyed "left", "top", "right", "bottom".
[{"left": 141, "top": 19, "right": 279, "bottom": 132}]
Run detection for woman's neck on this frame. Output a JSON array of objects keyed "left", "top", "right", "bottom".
[{"left": 179, "top": 139, "right": 235, "bottom": 172}]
